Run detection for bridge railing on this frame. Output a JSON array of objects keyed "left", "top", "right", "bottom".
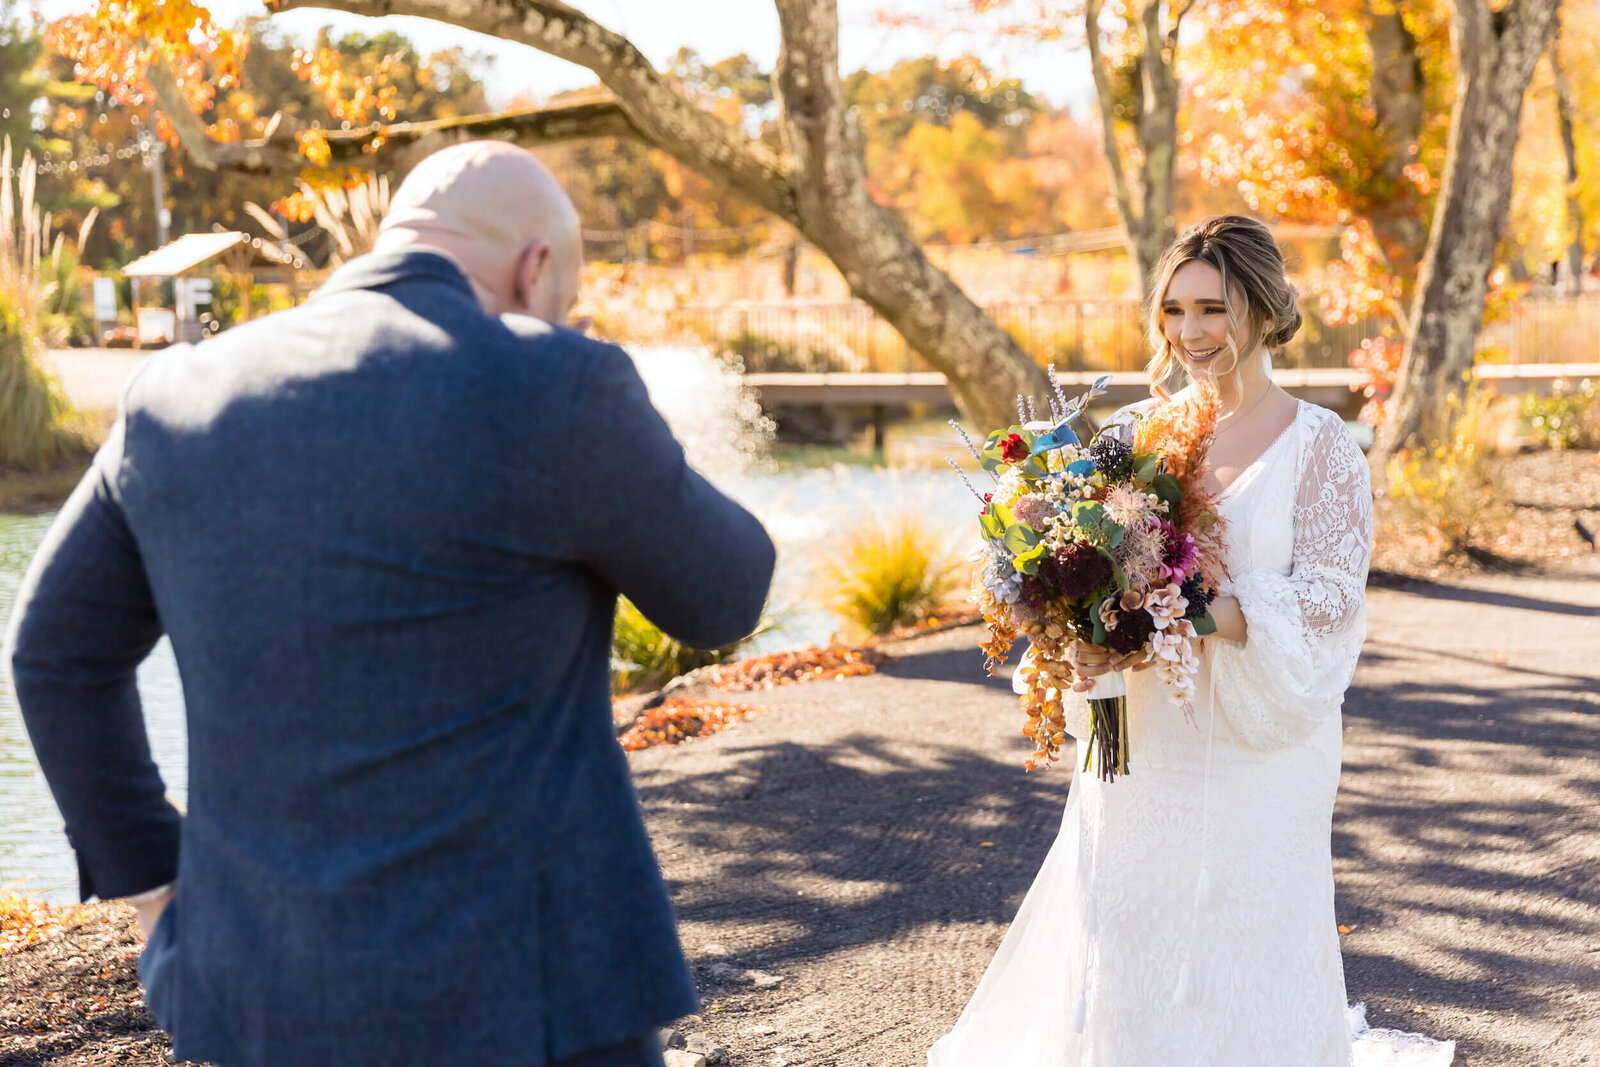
[{"left": 667, "top": 299, "right": 1387, "bottom": 375}]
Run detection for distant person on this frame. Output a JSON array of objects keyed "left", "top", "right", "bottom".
[{"left": 7, "top": 141, "right": 776, "bottom": 1067}]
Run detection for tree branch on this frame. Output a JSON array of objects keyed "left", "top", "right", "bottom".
[
  {"left": 149, "top": 71, "right": 641, "bottom": 176},
  {"left": 1085, "top": 0, "right": 1137, "bottom": 234},
  {"left": 267, "top": 0, "right": 798, "bottom": 221}
]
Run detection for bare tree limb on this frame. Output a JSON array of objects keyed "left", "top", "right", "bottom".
[
  {"left": 1085, "top": 0, "right": 1137, "bottom": 238},
  {"left": 768, "top": 0, "right": 1050, "bottom": 422},
  {"left": 151, "top": 54, "right": 640, "bottom": 177},
  {"left": 268, "top": 0, "right": 798, "bottom": 220}
]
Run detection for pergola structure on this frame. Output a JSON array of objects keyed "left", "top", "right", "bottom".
[{"left": 121, "top": 231, "right": 311, "bottom": 343}]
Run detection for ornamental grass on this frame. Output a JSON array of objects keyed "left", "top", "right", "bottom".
[
  {"left": 611, "top": 596, "right": 775, "bottom": 694},
  {"left": 1, "top": 138, "right": 89, "bottom": 472},
  {"left": 814, "top": 515, "right": 962, "bottom": 638},
  {"left": 1385, "top": 376, "right": 1512, "bottom": 555}
]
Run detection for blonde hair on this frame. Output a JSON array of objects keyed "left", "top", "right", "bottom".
[{"left": 1144, "top": 215, "right": 1302, "bottom": 400}]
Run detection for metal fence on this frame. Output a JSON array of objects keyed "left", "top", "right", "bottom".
[{"left": 667, "top": 299, "right": 1387, "bottom": 375}]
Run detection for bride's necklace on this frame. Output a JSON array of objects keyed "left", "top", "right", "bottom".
[{"left": 1215, "top": 385, "right": 1270, "bottom": 434}]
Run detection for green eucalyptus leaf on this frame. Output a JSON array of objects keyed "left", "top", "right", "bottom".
[
  {"left": 1003, "top": 523, "right": 1041, "bottom": 554},
  {"left": 1102, "top": 517, "right": 1126, "bottom": 549},
  {"left": 991, "top": 503, "right": 1017, "bottom": 528},
  {"left": 1012, "top": 541, "right": 1047, "bottom": 575},
  {"left": 979, "top": 509, "right": 1005, "bottom": 540},
  {"left": 1134, "top": 454, "right": 1160, "bottom": 482},
  {"left": 1149, "top": 472, "right": 1184, "bottom": 511},
  {"left": 1191, "top": 611, "right": 1218, "bottom": 637},
  {"left": 1073, "top": 500, "right": 1105, "bottom": 528}
]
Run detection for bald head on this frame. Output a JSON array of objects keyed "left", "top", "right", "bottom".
[{"left": 377, "top": 141, "right": 582, "bottom": 322}]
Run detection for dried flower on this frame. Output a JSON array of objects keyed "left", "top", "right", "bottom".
[
  {"left": 1000, "top": 432, "right": 1030, "bottom": 462},
  {"left": 1013, "top": 493, "right": 1054, "bottom": 530}
]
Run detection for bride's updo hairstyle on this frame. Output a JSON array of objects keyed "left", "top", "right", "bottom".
[{"left": 1144, "top": 215, "right": 1302, "bottom": 400}]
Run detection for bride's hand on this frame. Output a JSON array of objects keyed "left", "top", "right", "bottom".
[{"left": 1067, "top": 640, "right": 1151, "bottom": 678}]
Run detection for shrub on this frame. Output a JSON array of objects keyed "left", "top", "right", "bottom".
[
  {"left": 1384, "top": 376, "right": 1511, "bottom": 554},
  {"left": 611, "top": 597, "right": 771, "bottom": 694},
  {"left": 1520, "top": 378, "right": 1599, "bottom": 450},
  {"left": 1, "top": 139, "right": 88, "bottom": 470},
  {"left": 814, "top": 516, "right": 962, "bottom": 637}
]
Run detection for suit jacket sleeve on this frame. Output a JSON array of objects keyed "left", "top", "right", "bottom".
[
  {"left": 5, "top": 420, "right": 180, "bottom": 901},
  {"left": 567, "top": 343, "right": 776, "bottom": 648}
]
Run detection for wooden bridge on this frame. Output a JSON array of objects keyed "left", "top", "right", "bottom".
[{"left": 741, "top": 363, "right": 1600, "bottom": 444}]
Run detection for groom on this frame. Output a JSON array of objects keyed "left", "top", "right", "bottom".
[{"left": 6, "top": 142, "right": 776, "bottom": 1067}]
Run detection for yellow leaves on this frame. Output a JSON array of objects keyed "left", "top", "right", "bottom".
[
  {"left": 296, "top": 128, "right": 332, "bottom": 168},
  {"left": 293, "top": 46, "right": 402, "bottom": 127},
  {"left": 0, "top": 893, "right": 81, "bottom": 955},
  {"left": 45, "top": 0, "right": 248, "bottom": 144},
  {"left": 273, "top": 189, "right": 318, "bottom": 225}
]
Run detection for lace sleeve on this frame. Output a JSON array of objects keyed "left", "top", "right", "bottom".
[
  {"left": 1208, "top": 410, "right": 1374, "bottom": 750},
  {"left": 1287, "top": 413, "right": 1373, "bottom": 636}
]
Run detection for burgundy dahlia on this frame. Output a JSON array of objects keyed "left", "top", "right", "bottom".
[
  {"left": 1036, "top": 541, "right": 1114, "bottom": 602},
  {"left": 1105, "top": 606, "right": 1156, "bottom": 656}
]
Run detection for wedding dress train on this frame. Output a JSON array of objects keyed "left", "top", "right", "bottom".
[{"left": 929, "top": 402, "right": 1456, "bottom": 1067}]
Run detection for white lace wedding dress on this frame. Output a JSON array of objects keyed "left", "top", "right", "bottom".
[{"left": 930, "top": 401, "right": 1456, "bottom": 1066}]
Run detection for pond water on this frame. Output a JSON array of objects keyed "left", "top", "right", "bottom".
[{"left": 0, "top": 344, "right": 981, "bottom": 901}]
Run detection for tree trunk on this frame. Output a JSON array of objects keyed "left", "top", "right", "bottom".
[
  {"left": 1085, "top": 0, "right": 1184, "bottom": 294},
  {"left": 1372, "top": 0, "right": 1560, "bottom": 460},
  {"left": 1551, "top": 12, "right": 1586, "bottom": 296},
  {"left": 1363, "top": 2, "right": 1429, "bottom": 305},
  {"left": 770, "top": 0, "right": 1049, "bottom": 426},
  {"left": 243, "top": 0, "right": 1051, "bottom": 427}
]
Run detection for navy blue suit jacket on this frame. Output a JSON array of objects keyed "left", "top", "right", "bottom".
[{"left": 6, "top": 250, "right": 775, "bottom": 1067}]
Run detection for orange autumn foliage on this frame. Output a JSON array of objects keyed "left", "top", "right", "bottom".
[{"left": 618, "top": 698, "right": 763, "bottom": 751}]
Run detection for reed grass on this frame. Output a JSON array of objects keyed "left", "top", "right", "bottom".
[
  {"left": 1385, "top": 375, "right": 1512, "bottom": 554},
  {"left": 611, "top": 596, "right": 775, "bottom": 694},
  {"left": 814, "top": 515, "right": 962, "bottom": 637},
  {"left": 0, "top": 137, "right": 89, "bottom": 473}
]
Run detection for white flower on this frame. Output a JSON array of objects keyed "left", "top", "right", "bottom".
[{"left": 1145, "top": 583, "right": 1189, "bottom": 629}]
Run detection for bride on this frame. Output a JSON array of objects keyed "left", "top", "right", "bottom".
[{"left": 929, "top": 216, "right": 1455, "bottom": 1066}]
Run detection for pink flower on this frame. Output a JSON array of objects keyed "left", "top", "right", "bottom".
[{"left": 1156, "top": 519, "right": 1201, "bottom": 582}]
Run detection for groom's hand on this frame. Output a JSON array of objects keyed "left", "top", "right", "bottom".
[{"left": 132, "top": 883, "right": 175, "bottom": 940}]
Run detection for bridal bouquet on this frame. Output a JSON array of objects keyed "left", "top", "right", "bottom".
[{"left": 950, "top": 373, "right": 1228, "bottom": 779}]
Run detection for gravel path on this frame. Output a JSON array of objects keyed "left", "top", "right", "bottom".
[
  {"left": 3, "top": 562, "right": 1597, "bottom": 1066},
  {"left": 636, "top": 560, "right": 1600, "bottom": 1067}
]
